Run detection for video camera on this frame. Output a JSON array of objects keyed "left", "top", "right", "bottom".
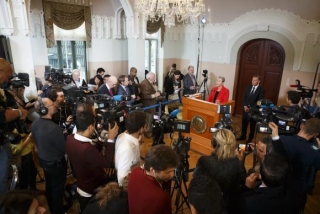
[
  {"left": 209, "top": 105, "right": 234, "bottom": 134},
  {"left": 249, "top": 99, "right": 307, "bottom": 134},
  {"left": 202, "top": 69, "right": 208, "bottom": 81},
  {"left": 3, "top": 73, "right": 29, "bottom": 89},
  {"left": 45, "top": 68, "right": 72, "bottom": 84},
  {"left": 291, "top": 79, "right": 317, "bottom": 99}
]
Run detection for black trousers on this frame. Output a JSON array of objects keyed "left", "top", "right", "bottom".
[
  {"left": 76, "top": 191, "right": 92, "bottom": 213},
  {"left": 39, "top": 157, "right": 67, "bottom": 214},
  {"left": 18, "top": 152, "right": 37, "bottom": 189},
  {"left": 241, "top": 111, "right": 257, "bottom": 140}
]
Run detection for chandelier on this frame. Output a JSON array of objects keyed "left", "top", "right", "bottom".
[{"left": 135, "top": 0, "right": 206, "bottom": 27}]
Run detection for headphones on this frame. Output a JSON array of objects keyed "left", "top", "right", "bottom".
[{"left": 37, "top": 97, "right": 48, "bottom": 116}]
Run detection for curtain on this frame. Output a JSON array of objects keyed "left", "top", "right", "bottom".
[
  {"left": 43, "top": 1, "right": 92, "bottom": 48},
  {"left": 146, "top": 18, "right": 165, "bottom": 47}
]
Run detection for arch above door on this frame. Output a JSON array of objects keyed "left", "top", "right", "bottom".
[{"left": 234, "top": 39, "right": 285, "bottom": 116}]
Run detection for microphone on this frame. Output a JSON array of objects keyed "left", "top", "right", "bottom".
[{"left": 169, "top": 109, "right": 180, "bottom": 118}]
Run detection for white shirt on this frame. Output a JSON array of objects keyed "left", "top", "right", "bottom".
[{"left": 115, "top": 132, "right": 140, "bottom": 186}]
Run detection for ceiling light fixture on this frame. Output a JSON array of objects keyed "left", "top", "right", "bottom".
[{"left": 135, "top": 0, "right": 206, "bottom": 28}]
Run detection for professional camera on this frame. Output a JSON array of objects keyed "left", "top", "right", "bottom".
[
  {"left": 2, "top": 73, "right": 30, "bottom": 89},
  {"left": 95, "top": 102, "right": 129, "bottom": 132},
  {"left": 209, "top": 105, "right": 235, "bottom": 133},
  {"left": 172, "top": 120, "right": 191, "bottom": 157},
  {"left": 291, "top": 79, "right": 317, "bottom": 99},
  {"left": 152, "top": 114, "right": 175, "bottom": 146},
  {"left": 172, "top": 120, "right": 191, "bottom": 182},
  {"left": 202, "top": 69, "right": 208, "bottom": 78},
  {"left": 45, "top": 68, "right": 72, "bottom": 84},
  {"left": 0, "top": 129, "right": 21, "bottom": 145},
  {"left": 249, "top": 99, "right": 306, "bottom": 134}
]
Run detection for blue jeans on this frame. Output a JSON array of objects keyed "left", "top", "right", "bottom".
[{"left": 0, "top": 143, "right": 12, "bottom": 195}]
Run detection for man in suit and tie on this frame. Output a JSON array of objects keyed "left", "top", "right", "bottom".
[
  {"left": 97, "top": 75, "right": 118, "bottom": 96},
  {"left": 117, "top": 75, "right": 136, "bottom": 106},
  {"left": 183, "top": 65, "right": 198, "bottom": 95},
  {"left": 237, "top": 75, "right": 265, "bottom": 143}
]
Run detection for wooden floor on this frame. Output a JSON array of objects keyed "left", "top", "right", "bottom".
[{"left": 35, "top": 116, "right": 320, "bottom": 214}]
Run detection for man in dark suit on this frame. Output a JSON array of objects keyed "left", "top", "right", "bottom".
[
  {"left": 237, "top": 75, "right": 264, "bottom": 143},
  {"left": 139, "top": 72, "right": 160, "bottom": 115},
  {"left": 183, "top": 65, "right": 198, "bottom": 95},
  {"left": 97, "top": 75, "right": 117, "bottom": 96},
  {"left": 239, "top": 153, "right": 293, "bottom": 214},
  {"left": 89, "top": 67, "right": 105, "bottom": 84},
  {"left": 129, "top": 67, "right": 140, "bottom": 99},
  {"left": 117, "top": 75, "right": 135, "bottom": 106}
]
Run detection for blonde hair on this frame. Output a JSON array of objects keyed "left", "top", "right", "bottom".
[
  {"left": 95, "top": 182, "right": 123, "bottom": 208},
  {"left": 211, "top": 129, "right": 236, "bottom": 160},
  {"left": 314, "top": 95, "right": 320, "bottom": 106}
]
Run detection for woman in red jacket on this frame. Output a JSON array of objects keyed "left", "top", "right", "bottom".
[{"left": 206, "top": 76, "right": 229, "bottom": 103}]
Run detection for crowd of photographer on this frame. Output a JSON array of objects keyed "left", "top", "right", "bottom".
[{"left": 2, "top": 55, "right": 320, "bottom": 214}]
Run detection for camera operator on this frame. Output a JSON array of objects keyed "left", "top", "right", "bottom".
[
  {"left": 66, "top": 110, "right": 118, "bottom": 212},
  {"left": 183, "top": 66, "right": 198, "bottom": 95},
  {"left": 269, "top": 118, "right": 320, "bottom": 212},
  {"left": 0, "top": 58, "right": 28, "bottom": 194},
  {"left": 128, "top": 145, "right": 180, "bottom": 214},
  {"left": 31, "top": 97, "right": 66, "bottom": 214},
  {"left": 115, "top": 111, "right": 147, "bottom": 186},
  {"left": 285, "top": 90, "right": 301, "bottom": 113},
  {"left": 39, "top": 78, "right": 53, "bottom": 98},
  {"left": 193, "top": 129, "right": 246, "bottom": 214},
  {"left": 48, "top": 87, "right": 73, "bottom": 135}
]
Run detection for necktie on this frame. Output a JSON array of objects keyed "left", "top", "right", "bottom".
[
  {"left": 125, "top": 87, "right": 128, "bottom": 94},
  {"left": 250, "top": 86, "right": 255, "bottom": 95},
  {"left": 109, "top": 89, "right": 113, "bottom": 96},
  {"left": 191, "top": 74, "right": 195, "bottom": 86}
]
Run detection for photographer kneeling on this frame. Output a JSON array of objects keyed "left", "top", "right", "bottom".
[{"left": 269, "top": 118, "right": 320, "bottom": 213}]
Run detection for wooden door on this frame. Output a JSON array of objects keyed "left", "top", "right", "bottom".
[{"left": 235, "top": 39, "right": 285, "bottom": 116}]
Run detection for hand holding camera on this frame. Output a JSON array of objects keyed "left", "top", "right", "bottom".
[{"left": 268, "top": 122, "right": 279, "bottom": 138}]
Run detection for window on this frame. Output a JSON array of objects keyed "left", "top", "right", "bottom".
[
  {"left": 47, "top": 40, "right": 87, "bottom": 78},
  {"left": 145, "top": 39, "right": 157, "bottom": 73}
]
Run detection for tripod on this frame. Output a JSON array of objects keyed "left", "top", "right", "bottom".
[
  {"left": 170, "top": 156, "right": 192, "bottom": 214},
  {"left": 199, "top": 77, "right": 209, "bottom": 100},
  {"left": 170, "top": 132, "right": 193, "bottom": 214}
]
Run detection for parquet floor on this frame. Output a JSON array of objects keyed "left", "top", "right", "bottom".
[{"left": 34, "top": 116, "right": 320, "bottom": 214}]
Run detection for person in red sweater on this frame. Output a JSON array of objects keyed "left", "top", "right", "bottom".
[
  {"left": 128, "top": 145, "right": 180, "bottom": 214},
  {"left": 66, "top": 111, "right": 118, "bottom": 212},
  {"left": 206, "top": 76, "right": 229, "bottom": 104}
]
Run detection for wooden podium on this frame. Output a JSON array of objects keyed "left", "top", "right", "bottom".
[{"left": 182, "top": 96, "right": 235, "bottom": 155}]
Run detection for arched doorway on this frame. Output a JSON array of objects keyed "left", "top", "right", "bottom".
[{"left": 234, "top": 39, "right": 285, "bottom": 116}]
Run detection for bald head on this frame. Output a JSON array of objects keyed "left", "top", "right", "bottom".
[
  {"left": 107, "top": 75, "right": 118, "bottom": 88},
  {"left": 0, "top": 58, "right": 13, "bottom": 87}
]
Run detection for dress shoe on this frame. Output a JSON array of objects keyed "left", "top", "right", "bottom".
[{"left": 236, "top": 136, "right": 246, "bottom": 141}]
